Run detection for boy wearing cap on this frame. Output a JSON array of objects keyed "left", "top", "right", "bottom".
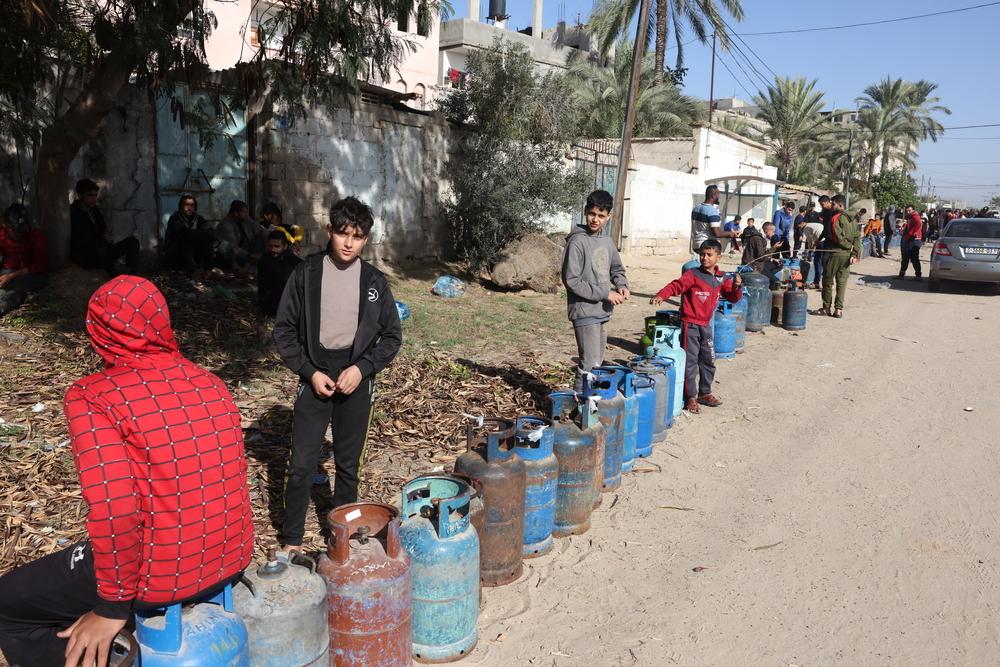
[{"left": 0, "top": 204, "right": 48, "bottom": 317}]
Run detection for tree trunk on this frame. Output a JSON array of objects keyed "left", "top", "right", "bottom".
[
  {"left": 653, "top": 0, "right": 666, "bottom": 82},
  {"left": 36, "top": 0, "right": 196, "bottom": 268},
  {"left": 37, "top": 55, "right": 134, "bottom": 268}
]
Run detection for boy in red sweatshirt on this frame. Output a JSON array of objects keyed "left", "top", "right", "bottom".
[{"left": 651, "top": 240, "right": 742, "bottom": 414}]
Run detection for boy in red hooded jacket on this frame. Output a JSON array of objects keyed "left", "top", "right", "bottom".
[
  {"left": 651, "top": 240, "right": 742, "bottom": 414},
  {"left": 0, "top": 276, "right": 254, "bottom": 667}
]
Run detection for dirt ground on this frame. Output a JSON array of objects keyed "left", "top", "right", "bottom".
[{"left": 465, "top": 248, "right": 1000, "bottom": 666}]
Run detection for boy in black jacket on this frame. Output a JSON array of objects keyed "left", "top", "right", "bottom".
[
  {"left": 257, "top": 230, "right": 301, "bottom": 317},
  {"left": 273, "top": 197, "right": 402, "bottom": 551}
]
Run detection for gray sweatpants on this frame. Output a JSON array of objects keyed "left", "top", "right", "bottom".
[
  {"left": 573, "top": 322, "right": 607, "bottom": 393},
  {"left": 681, "top": 322, "right": 715, "bottom": 400}
]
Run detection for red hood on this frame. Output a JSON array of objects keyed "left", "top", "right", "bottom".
[{"left": 86, "top": 276, "right": 179, "bottom": 366}]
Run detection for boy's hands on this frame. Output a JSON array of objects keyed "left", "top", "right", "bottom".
[
  {"left": 650, "top": 295, "right": 664, "bottom": 305},
  {"left": 733, "top": 274, "right": 743, "bottom": 288},
  {"left": 335, "top": 366, "right": 363, "bottom": 395},
  {"left": 311, "top": 367, "right": 363, "bottom": 396},
  {"left": 607, "top": 291, "right": 626, "bottom": 305},
  {"left": 311, "top": 371, "right": 337, "bottom": 398},
  {"left": 58, "top": 611, "right": 126, "bottom": 667},
  {"left": 619, "top": 287, "right": 631, "bottom": 300}
]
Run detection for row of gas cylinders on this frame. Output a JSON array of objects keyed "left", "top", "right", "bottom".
[
  {"left": 116, "top": 360, "right": 679, "bottom": 666},
  {"left": 640, "top": 268, "right": 809, "bottom": 363}
]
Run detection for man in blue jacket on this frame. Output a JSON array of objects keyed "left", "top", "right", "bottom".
[{"left": 771, "top": 201, "right": 794, "bottom": 258}]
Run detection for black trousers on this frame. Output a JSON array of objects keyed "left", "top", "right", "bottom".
[
  {"left": 0, "top": 543, "right": 101, "bottom": 666},
  {"left": 883, "top": 229, "right": 894, "bottom": 254},
  {"left": 900, "top": 238, "right": 923, "bottom": 277},
  {"left": 681, "top": 322, "right": 715, "bottom": 400},
  {"left": 280, "top": 351, "right": 375, "bottom": 546}
]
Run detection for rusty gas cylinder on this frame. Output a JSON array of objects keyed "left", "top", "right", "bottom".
[
  {"left": 453, "top": 417, "right": 526, "bottom": 587},
  {"left": 109, "top": 631, "right": 138, "bottom": 667},
  {"left": 548, "top": 392, "right": 600, "bottom": 536},
  {"left": 318, "top": 503, "right": 412, "bottom": 667}
]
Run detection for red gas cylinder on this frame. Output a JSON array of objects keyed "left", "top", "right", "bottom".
[{"left": 318, "top": 503, "right": 412, "bottom": 667}]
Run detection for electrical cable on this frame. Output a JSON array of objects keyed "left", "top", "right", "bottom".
[
  {"left": 717, "top": 46, "right": 765, "bottom": 97},
  {"left": 714, "top": 51, "right": 757, "bottom": 101},
  {"left": 734, "top": 1, "right": 1000, "bottom": 37},
  {"left": 719, "top": 16, "right": 778, "bottom": 81}
]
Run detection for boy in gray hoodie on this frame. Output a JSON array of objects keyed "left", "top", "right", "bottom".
[{"left": 562, "top": 190, "right": 630, "bottom": 391}]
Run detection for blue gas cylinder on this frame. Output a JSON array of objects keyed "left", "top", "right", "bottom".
[
  {"left": 714, "top": 301, "right": 738, "bottom": 360},
  {"left": 733, "top": 288, "right": 748, "bottom": 352},
  {"left": 628, "top": 358, "right": 668, "bottom": 442},
  {"left": 636, "top": 356, "right": 676, "bottom": 431},
  {"left": 631, "top": 374, "right": 656, "bottom": 459},
  {"left": 583, "top": 368, "right": 625, "bottom": 492},
  {"left": 600, "top": 366, "right": 637, "bottom": 473},
  {"left": 400, "top": 475, "right": 480, "bottom": 663},
  {"left": 782, "top": 283, "right": 809, "bottom": 331},
  {"left": 548, "top": 392, "right": 600, "bottom": 536},
  {"left": 648, "top": 326, "right": 686, "bottom": 417},
  {"left": 682, "top": 258, "right": 701, "bottom": 274},
  {"left": 512, "top": 416, "right": 558, "bottom": 557},
  {"left": 135, "top": 585, "right": 249, "bottom": 667},
  {"left": 743, "top": 272, "right": 771, "bottom": 332}
]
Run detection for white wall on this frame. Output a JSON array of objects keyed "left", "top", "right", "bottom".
[{"left": 622, "top": 164, "right": 704, "bottom": 255}]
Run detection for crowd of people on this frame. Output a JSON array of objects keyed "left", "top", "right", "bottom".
[{"left": 0, "top": 182, "right": 308, "bottom": 320}]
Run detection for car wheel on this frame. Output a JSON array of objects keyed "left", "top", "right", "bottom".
[{"left": 928, "top": 277, "right": 941, "bottom": 291}]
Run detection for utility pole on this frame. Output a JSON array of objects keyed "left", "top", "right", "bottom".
[
  {"left": 609, "top": 0, "right": 652, "bottom": 248},
  {"left": 708, "top": 32, "right": 717, "bottom": 127},
  {"left": 844, "top": 124, "right": 855, "bottom": 210}
]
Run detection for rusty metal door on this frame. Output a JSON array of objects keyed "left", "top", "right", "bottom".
[{"left": 571, "top": 139, "right": 620, "bottom": 235}]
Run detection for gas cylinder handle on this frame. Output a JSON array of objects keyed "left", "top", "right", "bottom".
[
  {"left": 434, "top": 486, "right": 472, "bottom": 538},
  {"left": 238, "top": 574, "right": 258, "bottom": 598},
  {"left": 466, "top": 417, "right": 515, "bottom": 452},
  {"left": 289, "top": 549, "right": 317, "bottom": 574}
]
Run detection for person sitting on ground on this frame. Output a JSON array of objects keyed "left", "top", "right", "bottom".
[
  {"left": 0, "top": 276, "right": 254, "bottom": 667},
  {"left": 741, "top": 220, "right": 775, "bottom": 273},
  {"left": 216, "top": 199, "right": 265, "bottom": 273},
  {"left": 163, "top": 194, "right": 215, "bottom": 275},
  {"left": 261, "top": 202, "right": 304, "bottom": 253},
  {"left": 651, "top": 239, "right": 742, "bottom": 413},
  {"left": 70, "top": 179, "right": 140, "bottom": 276},
  {"left": 258, "top": 230, "right": 302, "bottom": 318},
  {"left": 273, "top": 196, "right": 402, "bottom": 553},
  {"left": 562, "top": 189, "right": 631, "bottom": 392},
  {"left": 0, "top": 204, "right": 48, "bottom": 317},
  {"left": 864, "top": 214, "right": 884, "bottom": 258}
]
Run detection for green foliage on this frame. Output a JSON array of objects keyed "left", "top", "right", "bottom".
[
  {"left": 568, "top": 41, "right": 703, "bottom": 139},
  {"left": 436, "top": 39, "right": 589, "bottom": 269},
  {"left": 588, "top": 0, "right": 743, "bottom": 76},
  {"left": 990, "top": 195, "right": 1000, "bottom": 210},
  {"left": 753, "top": 77, "right": 829, "bottom": 183},
  {"left": 870, "top": 169, "right": 920, "bottom": 210}
]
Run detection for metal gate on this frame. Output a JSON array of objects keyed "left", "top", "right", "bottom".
[
  {"left": 155, "top": 84, "right": 247, "bottom": 234},
  {"left": 571, "top": 139, "right": 620, "bottom": 233}
]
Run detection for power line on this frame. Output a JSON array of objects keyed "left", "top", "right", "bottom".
[
  {"left": 720, "top": 16, "right": 778, "bottom": 81},
  {"left": 735, "top": 1, "right": 1000, "bottom": 37},
  {"left": 717, "top": 44, "right": 764, "bottom": 95},
  {"left": 714, "top": 51, "right": 756, "bottom": 101},
  {"left": 920, "top": 161, "right": 1000, "bottom": 165}
]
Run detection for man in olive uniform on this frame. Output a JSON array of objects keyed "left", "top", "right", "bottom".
[{"left": 817, "top": 194, "right": 862, "bottom": 318}]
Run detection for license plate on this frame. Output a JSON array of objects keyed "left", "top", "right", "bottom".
[{"left": 965, "top": 247, "right": 996, "bottom": 255}]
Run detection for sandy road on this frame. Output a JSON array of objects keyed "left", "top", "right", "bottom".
[{"left": 465, "top": 250, "right": 1000, "bottom": 666}]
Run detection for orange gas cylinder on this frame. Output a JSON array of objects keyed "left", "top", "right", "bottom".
[{"left": 318, "top": 503, "right": 412, "bottom": 667}]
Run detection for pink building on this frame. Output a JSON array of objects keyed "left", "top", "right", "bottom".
[{"left": 203, "top": 0, "right": 440, "bottom": 109}]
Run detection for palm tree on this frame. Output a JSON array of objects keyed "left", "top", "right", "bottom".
[
  {"left": 854, "top": 77, "right": 951, "bottom": 186},
  {"left": 569, "top": 41, "right": 704, "bottom": 138},
  {"left": 588, "top": 0, "right": 743, "bottom": 81},
  {"left": 753, "top": 77, "right": 829, "bottom": 182}
]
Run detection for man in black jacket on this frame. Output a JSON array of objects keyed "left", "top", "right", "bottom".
[
  {"left": 69, "top": 179, "right": 140, "bottom": 275},
  {"left": 273, "top": 196, "right": 402, "bottom": 551}
]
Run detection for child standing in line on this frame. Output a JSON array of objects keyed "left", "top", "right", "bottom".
[
  {"left": 650, "top": 240, "right": 742, "bottom": 414},
  {"left": 561, "top": 190, "right": 630, "bottom": 392},
  {"left": 273, "top": 196, "right": 402, "bottom": 553}
]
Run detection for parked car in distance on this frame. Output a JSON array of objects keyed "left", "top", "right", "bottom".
[{"left": 929, "top": 218, "right": 1000, "bottom": 291}]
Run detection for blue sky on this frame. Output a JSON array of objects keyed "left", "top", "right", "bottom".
[{"left": 453, "top": 0, "right": 1000, "bottom": 206}]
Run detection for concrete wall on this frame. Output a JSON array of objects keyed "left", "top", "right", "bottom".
[
  {"left": 622, "top": 164, "right": 703, "bottom": 256},
  {"left": 259, "top": 104, "right": 458, "bottom": 264}
]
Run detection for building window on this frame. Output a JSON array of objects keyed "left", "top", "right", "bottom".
[
  {"left": 397, "top": 3, "right": 411, "bottom": 32},
  {"left": 445, "top": 68, "right": 467, "bottom": 88}
]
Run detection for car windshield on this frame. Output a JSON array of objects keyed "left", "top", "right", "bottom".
[{"left": 945, "top": 220, "right": 1000, "bottom": 239}]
